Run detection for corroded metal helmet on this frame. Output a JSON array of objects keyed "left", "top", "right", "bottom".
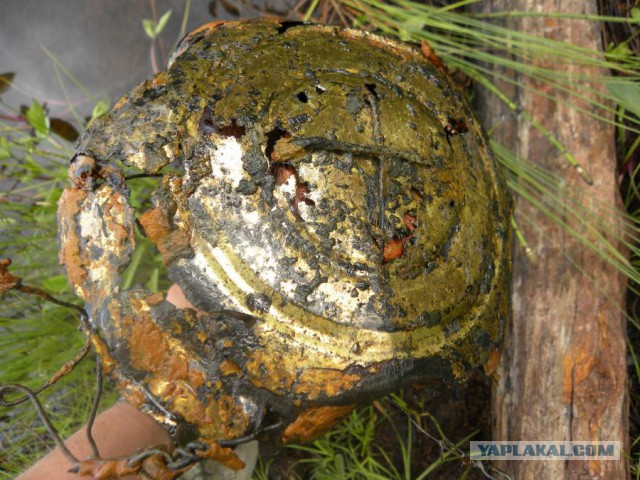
[{"left": 58, "top": 18, "right": 511, "bottom": 470}]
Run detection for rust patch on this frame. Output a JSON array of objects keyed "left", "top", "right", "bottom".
[
  {"left": 74, "top": 457, "right": 142, "bottom": 479},
  {"left": 561, "top": 346, "right": 596, "bottom": 405},
  {"left": 146, "top": 292, "right": 165, "bottom": 306},
  {"left": 282, "top": 405, "right": 355, "bottom": 444},
  {"left": 246, "top": 352, "right": 296, "bottom": 394},
  {"left": 198, "top": 442, "right": 246, "bottom": 471},
  {"left": 113, "top": 96, "right": 128, "bottom": 111},
  {"left": 271, "top": 136, "right": 306, "bottom": 162},
  {"left": 420, "top": 40, "right": 447, "bottom": 73},
  {"left": 90, "top": 333, "right": 118, "bottom": 376},
  {"left": 383, "top": 238, "right": 404, "bottom": 263},
  {"left": 272, "top": 164, "right": 296, "bottom": 186},
  {"left": 483, "top": 347, "right": 501, "bottom": 376},
  {"left": 113, "top": 298, "right": 251, "bottom": 444},
  {"left": 292, "top": 180, "right": 315, "bottom": 220},
  {"left": 139, "top": 205, "right": 191, "bottom": 266},
  {"left": 200, "top": 395, "right": 250, "bottom": 440},
  {"left": 72, "top": 442, "right": 243, "bottom": 480},
  {"left": 444, "top": 118, "right": 468, "bottom": 137},
  {"left": 127, "top": 310, "right": 205, "bottom": 389},
  {"left": 57, "top": 188, "right": 88, "bottom": 287},
  {"left": 220, "top": 359, "right": 242, "bottom": 376},
  {"left": 68, "top": 155, "right": 97, "bottom": 188},
  {"left": 248, "top": 352, "right": 361, "bottom": 401},
  {"left": 105, "top": 194, "right": 134, "bottom": 255},
  {"left": 0, "top": 258, "right": 21, "bottom": 294},
  {"left": 150, "top": 71, "right": 169, "bottom": 89},
  {"left": 181, "top": 20, "right": 228, "bottom": 39},
  {"left": 403, "top": 213, "right": 417, "bottom": 232},
  {"left": 119, "top": 382, "right": 146, "bottom": 410},
  {"left": 294, "top": 369, "right": 361, "bottom": 400},
  {"left": 270, "top": 161, "right": 315, "bottom": 221}
]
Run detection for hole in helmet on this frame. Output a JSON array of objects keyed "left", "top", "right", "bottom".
[{"left": 277, "top": 21, "right": 305, "bottom": 34}]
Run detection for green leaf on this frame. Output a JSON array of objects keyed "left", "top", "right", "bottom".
[
  {"left": 606, "top": 41, "right": 633, "bottom": 61},
  {"left": 90, "top": 98, "right": 110, "bottom": 123},
  {"left": 0, "top": 137, "right": 10, "bottom": 160},
  {"left": 631, "top": 7, "right": 640, "bottom": 23},
  {"left": 25, "top": 100, "right": 50, "bottom": 139},
  {"left": 142, "top": 11, "right": 172, "bottom": 40},
  {"left": 156, "top": 10, "right": 172, "bottom": 36},
  {"left": 0, "top": 72, "right": 15, "bottom": 95},
  {"left": 606, "top": 81, "right": 640, "bottom": 119},
  {"left": 352, "top": 14, "right": 368, "bottom": 28},
  {"left": 45, "top": 187, "right": 63, "bottom": 207},
  {"left": 398, "top": 18, "right": 425, "bottom": 41},
  {"left": 23, "top": 153, "right": 43, "bottom": 175},
  {"left": 142, "top": 18, "right": 156, "bottom": 39},
  {"left": 42, "top": 275, "right": 69, "bottom": 294}
]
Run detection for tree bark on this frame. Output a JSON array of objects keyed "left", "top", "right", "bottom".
[{"left": 472, "top": 1, "right": 629, "bottom": 479}]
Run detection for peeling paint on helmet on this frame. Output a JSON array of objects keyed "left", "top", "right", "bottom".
[{"left": 58, "top": 17, "right": 512, "bottom": 468}]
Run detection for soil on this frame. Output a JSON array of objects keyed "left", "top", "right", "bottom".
[{"left": 265, "top": 371, "right": 494, "bottom": 479}]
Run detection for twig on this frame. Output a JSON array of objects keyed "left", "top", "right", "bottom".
[
  {"left": 410, "top": 413, "right": 512, "bottom": 480},
  {"left": 149, "top": 0, "right": 160, "bottom": 73},
  {"left": 0, "top": 384, "right": 80, "bottom": 465},
  {"left": 0, "top": 259, "right": 93, "bottom": 406},
  {"left": 16, "top": 284, "right": 91, "bottom": 332},
  {"left": 125, "top": 173, "right": 164, "bottom": 180},
  {"left": 85, "top": 360, "right": 103, "bottom": 459}
]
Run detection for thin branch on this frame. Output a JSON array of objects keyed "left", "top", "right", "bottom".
[
  {"left": 0, "top": 384, "right": 80, "bottom": 465},
  {"left": 85, "top": 360, "right": 103, "bottom": 459}
]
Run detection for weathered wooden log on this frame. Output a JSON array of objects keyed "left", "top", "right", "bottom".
[{"left": 472, "top": 1, "right": 629, "bottom": 478}]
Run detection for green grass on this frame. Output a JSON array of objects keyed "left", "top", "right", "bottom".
[
  {"left": 253, "top": 394, "right": 504, "bottom": 480},
  {"left": 0, "top": 96, "right": 95, "bottom": 478},
  {"left": 0, "top": 99, "right": 166, "bottom": 476}
]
